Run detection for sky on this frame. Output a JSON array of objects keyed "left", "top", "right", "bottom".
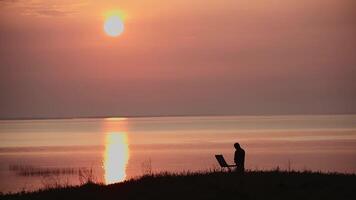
[{"left": 0, "top": 0, "right": 355, "bottom": 119}]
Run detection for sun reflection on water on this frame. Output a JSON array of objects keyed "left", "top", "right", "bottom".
[{"left": 103, "top": 132, "right": 129, "bottom": 184}]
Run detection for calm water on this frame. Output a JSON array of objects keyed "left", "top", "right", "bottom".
[{"left": 1, "top": 115, "right": 356, "bottom": 193}]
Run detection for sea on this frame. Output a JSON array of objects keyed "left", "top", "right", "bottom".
[{"left": 1, "top": 115, "right": 355, "bottom": 193}]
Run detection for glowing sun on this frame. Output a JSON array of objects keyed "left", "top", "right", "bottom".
[{"left": 104, "top": 16, "right": 124, "bottom": 37}]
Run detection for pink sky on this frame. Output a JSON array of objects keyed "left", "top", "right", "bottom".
[{"left": 0, "top": 0, "right": 355, "bottom": 119}]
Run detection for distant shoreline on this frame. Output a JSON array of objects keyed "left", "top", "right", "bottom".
[{"left": 1, "top": 113, "right": 355, "bottom": 121}]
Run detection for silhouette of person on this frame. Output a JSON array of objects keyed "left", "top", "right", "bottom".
[{"left": 234, "top": 143, "right": 245, "bottom": 173}]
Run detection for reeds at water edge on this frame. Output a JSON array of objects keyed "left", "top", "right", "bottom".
[{"left": 9, "top": 164, "right": 85, "bottom": 177}]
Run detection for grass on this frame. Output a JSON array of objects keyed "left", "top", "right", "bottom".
[
  {"left": 9, "top": 164, "right": 85, "bottom": 177},
  {"left": 1, "top": 169, "right": 356, "bottom": 200}
]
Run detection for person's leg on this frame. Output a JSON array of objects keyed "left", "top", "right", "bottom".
[{"left": 235, "top": 166, "right": 243, "bottom": 174}]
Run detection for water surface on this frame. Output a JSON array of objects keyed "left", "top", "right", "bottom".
[{"left": 1, "top": 115, "right": 356, "bottom": 193}]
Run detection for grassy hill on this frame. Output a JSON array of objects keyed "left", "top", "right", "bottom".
[{"left": 2, "top": 170, "right": 356, "bottom": 200}]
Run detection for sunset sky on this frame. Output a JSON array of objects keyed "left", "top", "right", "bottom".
[{"left": 0, "top": 0, "right": 355, "bottom": 119}]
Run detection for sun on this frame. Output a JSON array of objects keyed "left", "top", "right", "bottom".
[{"left": 104, "top": 15, "right": 124, "bottom": 37}]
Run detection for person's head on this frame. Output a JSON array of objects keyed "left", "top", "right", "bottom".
[{"left": 234, "top": 142, "right": 241, "bottom": 149}]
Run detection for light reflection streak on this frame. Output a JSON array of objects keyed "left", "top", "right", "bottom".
[{"left": 103, "top": 132, "right": 129, "bottom": 184}]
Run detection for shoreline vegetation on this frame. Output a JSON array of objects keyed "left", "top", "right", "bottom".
[
  {"left": 1, "top": 169, "right": 356, "bottom": 200},
  {"left": 9, "top": 165, "right": 86, "bottom": 177}
]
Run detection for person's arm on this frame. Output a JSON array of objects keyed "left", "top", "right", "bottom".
[{"left": 234, "top": 151, "right": 238, "bottom": 165}]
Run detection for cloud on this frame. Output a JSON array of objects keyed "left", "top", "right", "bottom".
[{"left": 0, "top": 0, "right": 87, "bottom": 17}]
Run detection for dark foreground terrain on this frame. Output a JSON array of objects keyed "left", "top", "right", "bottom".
[{"left": 2, "top": 170, "right": 356, "bottom": 200}]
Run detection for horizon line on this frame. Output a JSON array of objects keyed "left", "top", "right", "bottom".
[{"left": 1, "top": 113, "right": 355, "bottom": 121}]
